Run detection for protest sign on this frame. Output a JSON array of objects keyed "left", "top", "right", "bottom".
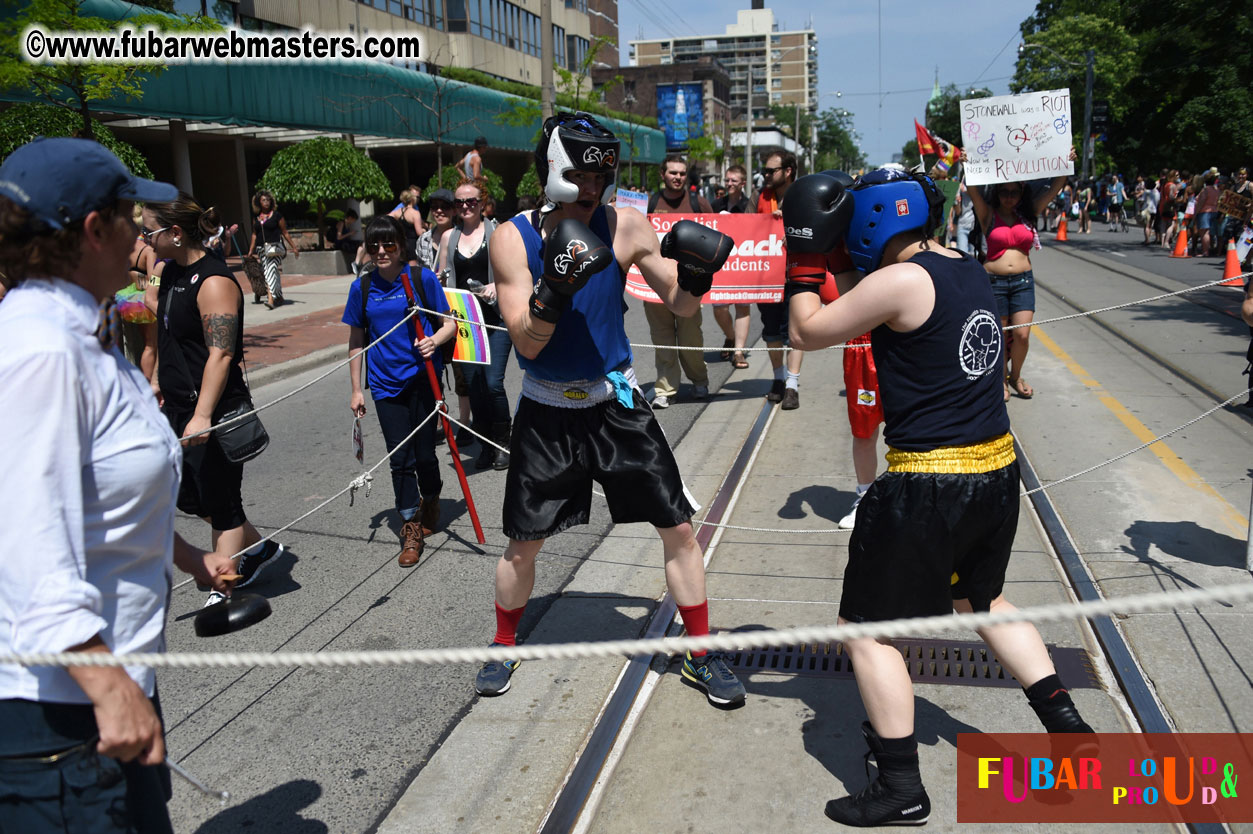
[
  {"left": 616, "top": 188, "right": 648, "bottom": 215},
  {"left": 1218, "top": 190, "right": 1253, "bottom": 224},
  {"left": 625, "top": 214, "right": 785, "bottom": 304},
  {"left": 960, "top": 88, "right": 1074, "bottom": 186}
]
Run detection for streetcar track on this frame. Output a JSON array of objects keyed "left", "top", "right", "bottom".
[{"left": 1035, "top": 261, "right": 1253, "bottom": 439}]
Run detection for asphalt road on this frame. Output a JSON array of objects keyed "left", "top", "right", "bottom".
[
  {"left": 160, "top": 227, "right": 1253, "bottom": 831},
  {"left": 162, "top": 294, "right": 764, "bottom": 833}
]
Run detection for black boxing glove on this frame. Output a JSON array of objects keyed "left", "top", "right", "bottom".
[
  {"left": 530, "top": 218, "right": 615, "bottom": 324},
  {"left": 783, "top": 174, "right": 855, "bottom": 296},
  {"left": 660, "top": 219, "right": 734, "bottom": 297}
]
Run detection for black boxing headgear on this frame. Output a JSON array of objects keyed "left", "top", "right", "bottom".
[{"left": 535, "top": 112, "right": 619, "bottom": 205}]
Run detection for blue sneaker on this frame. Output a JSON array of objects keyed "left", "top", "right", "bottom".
[
  {"left": 475, "top": 644, "right": 521, "bottom": 696},
  {"left": 681, "top": 650, "right": 746, "bottom": 706},
  {"left": 236, "top": 539, "right": 284, "bottom": 588}
]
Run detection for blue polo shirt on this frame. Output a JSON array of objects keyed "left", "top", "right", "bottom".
[{"left": 342, "top": 266, "right": 450, "bottom": 400}]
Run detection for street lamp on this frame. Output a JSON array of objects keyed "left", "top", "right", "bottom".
[{"left": 1018, "top": 42, "right": 1095, "bottom": 180}]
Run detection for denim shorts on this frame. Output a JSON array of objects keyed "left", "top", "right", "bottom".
[{"left": 988, "top": 270, "right": 1036, "bottom": 319}]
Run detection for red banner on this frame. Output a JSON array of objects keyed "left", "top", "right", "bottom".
[
  {"left": 957, "top": 733, "right": 1253, "bottom": 824},
  {"left": 625, "top": 213, "right": 786, "bottom": 304}
]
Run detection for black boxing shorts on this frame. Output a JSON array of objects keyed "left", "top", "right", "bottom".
[
  {"left": 502, "top": 391, "right": 697, "bottom": 540},
  {"left": 839, "top": 434, "right": 1019, "bottom": 622}
]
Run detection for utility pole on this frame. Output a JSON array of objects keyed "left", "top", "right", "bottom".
[
  {"left": 541, "top": 0, "right": 554, "bottom": 120},
  {"left": 744, "top": 66, "right": 754, "bottom": 195},
  {"left": 1082, "top": 48, "right": 1094, "bottom": 180},
  {"left": 794, "top": 104, "right": 801, "bottom": 174}
]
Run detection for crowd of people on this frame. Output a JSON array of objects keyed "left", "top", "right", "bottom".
[{"left": 22, "top": 117, "right": 1245, "bottom": 830}]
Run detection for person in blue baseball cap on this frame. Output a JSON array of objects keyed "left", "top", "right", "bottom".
[
  {"left": 0, "top": 137, "right": 238, "bottom": 833},
  {"left": 781, "top": 167, "right": 1094, "bottom": 827}
]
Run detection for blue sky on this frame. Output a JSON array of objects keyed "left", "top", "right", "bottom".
[{"left": 616, "top": 0, "right": 1039, "bottom": 165}]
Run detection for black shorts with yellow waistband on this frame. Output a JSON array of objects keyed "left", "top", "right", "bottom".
[
  {"left": 838, "top": 432, "right": 1019, "bottom": 623},
  {"left": 501, "top": 391, "right": 697, "bottom": 541}
]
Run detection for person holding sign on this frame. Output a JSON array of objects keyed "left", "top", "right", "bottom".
[
  {"left": 476, "top": 112, "right": 744, "bottom": 706},
  {"left": 962, "top": 146, "right": 1075, "bottom": 400}
]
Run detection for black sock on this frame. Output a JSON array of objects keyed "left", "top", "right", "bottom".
[{"left": 1024, "top": 673, "right": 1067, "bottom": 704}]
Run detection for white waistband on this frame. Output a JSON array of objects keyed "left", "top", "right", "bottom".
[{"left": 520, "top": 366, "right": 638, "bottom": 409}]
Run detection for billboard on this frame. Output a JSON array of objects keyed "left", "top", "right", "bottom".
[{"left": 656, "top": 83, "right": 704, "bottom": 150}]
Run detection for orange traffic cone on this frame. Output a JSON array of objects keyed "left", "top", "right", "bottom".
[
  {"left": 1221, "top": 240, "right": 1244, "bottom": 286},
  {"left": 1170, "top": 217, "right": 1190, "bottom": 258},
  {"left": 1056, "top": 215, "right": 1069, "bottom": 241}
]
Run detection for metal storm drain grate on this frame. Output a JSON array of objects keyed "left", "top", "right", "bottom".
[{"left": 725, "top": 639, "right": 1099, "bottom": 689}]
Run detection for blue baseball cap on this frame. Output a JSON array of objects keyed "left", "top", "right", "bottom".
[{"left": 0, "top": 137, "right": 177, "bottom": 230}]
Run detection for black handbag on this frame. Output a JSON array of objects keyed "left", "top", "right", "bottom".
[{"left": 214, "top": 400, "right": 269, "bottom": 463}]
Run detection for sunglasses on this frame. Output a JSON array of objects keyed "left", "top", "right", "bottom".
[
  {"left": 366, "top": 240, "right": 399, "bottom": 254},
  {"left": 761, "top": 166, "right": 783, "bottom": 176},
  {"left": 140, "top": 226, "right": 169, "bottom": 242},
  {"left": 454, "top": 198, "right": 480, "bottom": 209},
  {"left": 430, "top": 202, "right": 451, "bottom": 212}
]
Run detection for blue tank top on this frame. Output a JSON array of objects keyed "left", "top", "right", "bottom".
[
  {"left": 871, "top": 250, "right": 1009, "bottom": 451},
  {"left": 510, "top": 207, "right": 632, "bottom": 381}
]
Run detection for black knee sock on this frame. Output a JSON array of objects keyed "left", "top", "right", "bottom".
[{"left": 1024, "top": 673, "right": 1067, "bottom": 704}]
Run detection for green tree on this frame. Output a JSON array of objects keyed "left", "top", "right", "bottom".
[
  {"left": 899, "top": 139, "right": 920, "bottom": 171},
  {"left": 256, "top": 138, "right": 392, "bottom": 249},
  {"left": 924, "top": 84, "right": 991, "bottom": 146},
  {"left": 813, "top": 108, "right": 867, "bottom": 173},
  {"left": 0, "top": 0, "right": 219, "bottom": 139},
  {"left": 0, "top": 102, "right": 151, "bottom": 175}
]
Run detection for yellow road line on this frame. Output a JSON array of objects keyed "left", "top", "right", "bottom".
[{"left": 1033, "top": 326, "right": 1248, "bottom": 535}]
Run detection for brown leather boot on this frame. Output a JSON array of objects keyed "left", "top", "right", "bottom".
[
  {"left": 398, "top": 520, "right": 423, "bottom": 567},
  {"left": 419, "top": 495, "right": 441, "bottom": 537}
]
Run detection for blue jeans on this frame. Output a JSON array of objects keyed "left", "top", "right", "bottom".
[
  {"left": 461, "top": 327, "right": 514, "bottom": 428},
  {"left": 373, "top": 375, "right": 443, "bottom": 518},
  {"left": 988, "top": 270, "right": 1036, "bottom": 319}
]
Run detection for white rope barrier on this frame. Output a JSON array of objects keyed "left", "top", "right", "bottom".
[
  {"left": 171, "top": 403, "right": 443, "bottom": 592},
  {"left": 8, "top": 577, "right": 1253, "bottom": 670},
  {"left": 184, "top": 306, "right": 423, "bottom": 440}
]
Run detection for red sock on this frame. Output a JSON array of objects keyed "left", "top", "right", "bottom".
[
  {"left": 493, "top": 602, "right": 526, "bottom": 646},
  {"left": 677, "top": 600, "right": 710, "bottom": 657}
]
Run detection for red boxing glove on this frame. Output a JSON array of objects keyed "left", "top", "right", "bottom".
[{"left": 821, "top": 244, "right": 855, "bottom": 304}]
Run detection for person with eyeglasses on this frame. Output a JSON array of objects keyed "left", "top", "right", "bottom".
[
  {"left": 416, "top": 188, "right": 455, "bottom": 274},
  {"left": 756, "top": 151, "right": 805, "bottom": 410},
  {"left": 438, "top": 177, "right": 513, "bottom": 470},
  {"left": 344, "top": 215, "right": 456, "bottom": 567},
  {"left": 0, "top": 139, "right": 242, "bottom": 834},
  {"left": 961, "top": 146, "right": 1074, "bottom": 400},
  {"left": 145, "top": 192, "right": 289, "bottom": 604}
]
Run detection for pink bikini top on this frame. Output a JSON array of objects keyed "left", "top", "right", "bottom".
[{"left": 986, "top": 213, "right": 1036, "bottom": 262}]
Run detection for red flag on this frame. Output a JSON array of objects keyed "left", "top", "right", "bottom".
[{"left": 914, "top": 120, "right": 938, "bottom": 156}]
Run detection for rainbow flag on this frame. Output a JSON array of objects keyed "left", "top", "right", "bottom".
[
  {"left": 443, "top": 287, "right": 491, "bottom": 365},
  {"left": 115, "top": 284, "right": 155, "bottom": 323}
]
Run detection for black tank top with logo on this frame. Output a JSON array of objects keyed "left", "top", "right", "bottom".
[
  {"left": 157, "top": 254, "right": 249, "bottom": 427},
  {"left": 870, "top": 250, "right": 1009, "bottom": 452}
]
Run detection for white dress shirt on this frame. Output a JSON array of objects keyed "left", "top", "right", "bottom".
[{"left": 0, "top": 279, "right": 182, "bottom": 703}]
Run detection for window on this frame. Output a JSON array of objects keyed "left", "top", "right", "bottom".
[
  {"left": 772, "top": 78, "right": 782, "bottom": 88},
  {"left": 446, "top": 0, "right": 467, "bottom": 32},
  {"left": 553, "top": 25, "right": 566, "bottom": 68},
  {"left": 771, "top": 92, "right": 782, "bottom": 102}
]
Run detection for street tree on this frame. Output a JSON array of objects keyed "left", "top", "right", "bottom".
[
  {"left": 0, "top": 0, "right": 218, "bottom": 140},
  {"left": 256, "top": 137, "right": 392, "bottom": 249},
  {"left": 0, "top": 102, "right": 151, "bottom": 174}
]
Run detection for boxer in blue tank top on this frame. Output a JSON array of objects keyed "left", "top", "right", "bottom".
[
  {"left": 473, "top": 112, "right": 746, "bottom": 707},
  {"left": 783, "top": 169, "right": 1095, "bottom": 828}
]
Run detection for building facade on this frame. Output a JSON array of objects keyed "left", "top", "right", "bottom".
[{"left": 628, "top": 6, "right": 816, "bottom": 129}]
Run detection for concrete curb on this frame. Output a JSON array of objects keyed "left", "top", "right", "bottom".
[{"left": 247, "top": 344, "right": 345, "bottom": 392}]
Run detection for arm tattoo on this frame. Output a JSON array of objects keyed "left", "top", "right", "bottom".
[{"left": 201, "top": 313, "right": 239, "bottom": 351}]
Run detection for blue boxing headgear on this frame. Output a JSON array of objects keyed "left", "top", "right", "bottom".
[
  {"left": 535, "top": 111, "right": 619, "bottom": 206},
  {"left": 846, "top": 168, "right": 946, "bottom": 272}
]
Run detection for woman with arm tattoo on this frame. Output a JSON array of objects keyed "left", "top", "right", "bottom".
[{"left": 144, "top": 193, "right": 286, "bottom": 604}]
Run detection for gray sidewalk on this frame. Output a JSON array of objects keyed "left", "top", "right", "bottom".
[{"left": 377, "top": 343, "right": 1156, "bottom": 833}]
